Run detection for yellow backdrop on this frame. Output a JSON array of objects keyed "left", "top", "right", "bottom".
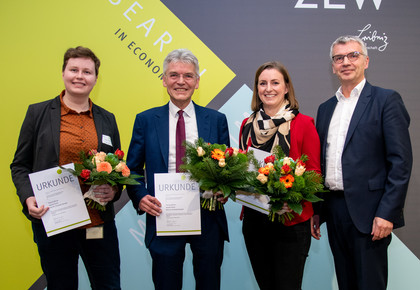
[{"left": 1, "top": 0, "right": 234, "bottom": 288}]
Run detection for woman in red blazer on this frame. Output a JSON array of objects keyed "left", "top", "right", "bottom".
[{"left": 239, "top": 61, "right": 321, "bottom": 290}]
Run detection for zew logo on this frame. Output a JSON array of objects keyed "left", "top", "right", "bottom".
[{"left": 295, "top": 0, "right": 383, "bottom": 10}]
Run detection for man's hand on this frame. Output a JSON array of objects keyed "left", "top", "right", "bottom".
[
  {"left": 215, "top": 191, "right": 228, "bottom": 204},
  {"left": 94, "top": 184, "right": 118, "bottom": 203},
  {"left": 26, "top": 196, "right": 49, "bottom": 219},
  {"left": 371, "top": 217, "right": 393, "bottom": 241},
  {"left": 139, "top": 195, "right": 162, "bottom": 216},
  {"left": 311, "top": 215, "right": 321, "bottom": 240}
]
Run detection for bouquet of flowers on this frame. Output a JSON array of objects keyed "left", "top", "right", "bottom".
[
  {"left": 180, "top": 138, "right": 255, "bottom": 211},
  {"left": 249, "top": 146, "right": 325, "bottom": 223},
  {"left": 62, "top": 149, "right": 140, "bottom": 211}
]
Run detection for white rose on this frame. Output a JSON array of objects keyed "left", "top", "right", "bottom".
[
  {"left": 115, "top": 161, "right": 126, "bottom": 172},
  {"left": 295, "top": 165, "right": 306, "bottom": 176},
  {"left": 282, "top": 157, "right": 291, "bottom": 165},
  {"left": 197, "top": 146, "right": 205, "bottom": 157},
  {"left": 219, "top": 158, "right": 226, "bottom": 167},
  {"left": 257, "top": 173, "right": 268, "bottom": 184}
]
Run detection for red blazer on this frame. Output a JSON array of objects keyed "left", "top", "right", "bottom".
[{"left": 239, "top": 113, "right": 321, "bottom": 226}]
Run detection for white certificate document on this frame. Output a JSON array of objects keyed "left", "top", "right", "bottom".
[
  {"left": 29, "top": 164, "right": 91, "bottom": 236},
  {"left": 235, "top": 147, "right": 271, "bottom": 215},
  {"left": 154, "top": 173, "right": 201, "bottom": 236}
]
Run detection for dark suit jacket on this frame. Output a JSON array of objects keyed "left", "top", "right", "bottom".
[
  {"left": 126, "top": 102, "right": 230, "bottom": 247},
  {"left": 11, "top": 95, "right": 121, "bottom": 222},
  {"left": 316, "top": 82, "right": 412, "bottom": 234}
]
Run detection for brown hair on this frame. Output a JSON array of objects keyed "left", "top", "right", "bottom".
[
  {"left": 251, "top": 61, "right": 299, "bottom": 112},
  {"left": 62, "top": 46, "right": 100, "bottom": 76}
]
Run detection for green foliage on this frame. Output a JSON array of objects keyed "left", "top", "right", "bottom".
[
  {"left": 180, "top": 138, "right": 255, "bottom": 209},
  {"left": 249, "top": 145, "right": 326, "bottom": 223},
  {"left": 60, "top": 149, "right": 142, "bottom": 211}
]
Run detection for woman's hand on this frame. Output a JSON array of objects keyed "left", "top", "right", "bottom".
[
  {"left": 276, "top": 202, "right": 292, "bottom": 215},
  {"left": 311, "top": 215, "right": 321, "bottom": 240}
]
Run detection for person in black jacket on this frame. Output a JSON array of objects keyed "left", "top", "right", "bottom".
[{"left": 11, "top": 46, "right": 121, "bottom": 290}]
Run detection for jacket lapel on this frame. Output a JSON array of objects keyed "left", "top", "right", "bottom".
[
  {"left": 154, "top": 104, "right": 170, "bottom": 169},
  {"left": 92, "top": 105, "right": 105, "bottom": 151},
  {"left": 320, "top": 98, "right": 338, "bottom": 157},
  {"left": 50, "top": 96, "right": 61, "bottom": 159},
  {"left": 343, "top": 82, "right": 372, "bottom": 150},
  {"left": 194, "top": 102, "right": 210, "bottom": 141}
]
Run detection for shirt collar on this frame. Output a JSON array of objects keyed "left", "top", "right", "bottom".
[
  {"left": 169, "top": 100, "right": 195, "bottom": 118},
  {"left": 335, "top": 78, "right": 366, "bottom": 102},
  {"left": 60, "top": 90, "right": 93, "bottom": 117}
]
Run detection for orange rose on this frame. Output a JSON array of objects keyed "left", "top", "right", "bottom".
[
  {"left": 122, "top": 165, "right": 131, "bottom": 177},
  {"left": 96, "top": 162, "right": 112, "bottom": 174},
  {"left": 258, "top": 166, "right": 270, "bottom": 175}
]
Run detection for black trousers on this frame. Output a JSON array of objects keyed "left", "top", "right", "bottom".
[
  {"left": 325, "top": 191, "right": 391, "bottom": 290},
  {"left": 242, "top": 208, "right": 311, "bottom": 290},
  {"left": 32, "top": 220, "right": 121, "bottom": 290}
]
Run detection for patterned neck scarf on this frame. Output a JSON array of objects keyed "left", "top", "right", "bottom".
[{"left": 240, "top": 101, "right": 298, "bottom": 155}]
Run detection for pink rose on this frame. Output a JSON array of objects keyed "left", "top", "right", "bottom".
[{"left": 94, "top": 152, "right": 107, "bottom": 164}]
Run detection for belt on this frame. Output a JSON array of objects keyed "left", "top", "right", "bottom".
[{"left": 328, "top": 190, "right": 344, "bottom": 196}]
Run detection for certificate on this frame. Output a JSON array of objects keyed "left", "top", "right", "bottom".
[
  {"left": 29, "top": 164, "right": 91, "bottom": 236},
  {"left": 235, "top": 147, "right": 271, "bottom": 215},
  {"left": 154, "top": 173, "right": 201, "bottom": 236}
]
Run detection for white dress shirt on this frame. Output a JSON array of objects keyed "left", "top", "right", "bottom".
[
  {"left": 168, "top": 100, "right": 199, "bottom": 173},
  {"left": 325, "top": 79, "right": 366, "bottom": 190}
]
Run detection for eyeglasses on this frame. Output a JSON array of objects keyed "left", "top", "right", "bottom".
[
  {"left": 165, "top": 72, "right": 197, "bottom": 81},
  {"left": 332, "top": 51, "right": 364, "bottom": 64}
]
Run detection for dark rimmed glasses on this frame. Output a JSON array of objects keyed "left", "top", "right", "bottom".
[{"left": 332, "top": 51, "right": 364, "bottom": 64}]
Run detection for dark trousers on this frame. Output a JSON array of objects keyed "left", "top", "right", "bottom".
[
  {"left": 325, "top": 192, "right": 391, "bottom": 290},
  {"left": 32, "top": 220, "right": 121, "bottom": 290},
  {"left": 242, "top": 208, "right": 311, "bottom": 290},
  {"left": 148, "top": 213, "right": 225, "bottom": 290}
]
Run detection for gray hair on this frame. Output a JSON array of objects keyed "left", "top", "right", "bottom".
[
  {"left": 163, "top": 49, "right": 200, "bottom": 76},
  {"left": 330, "top": 35, "right": 368, "bottom": 60}
]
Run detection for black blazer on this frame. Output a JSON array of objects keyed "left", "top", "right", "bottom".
[
  {"left": 11, "top": 95, "right": 121, "bottom": 222},
  {"left": 316, "top": 82, "right": 412, "bottom": 233}
]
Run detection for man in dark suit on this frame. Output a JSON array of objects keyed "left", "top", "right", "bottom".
[
  {"left": 315, "top": 35, "right": 412, "bottom": 290},
  {"left": 126, "top": 48, "right": 230, "bottom": 290}
]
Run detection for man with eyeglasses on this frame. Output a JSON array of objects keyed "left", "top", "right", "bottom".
[
  {"left": 314, "top": 35, "right": 412, "bottom": 290},
  {"left": 126, "top": 48, "right": 230, "bottom": 290}
]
